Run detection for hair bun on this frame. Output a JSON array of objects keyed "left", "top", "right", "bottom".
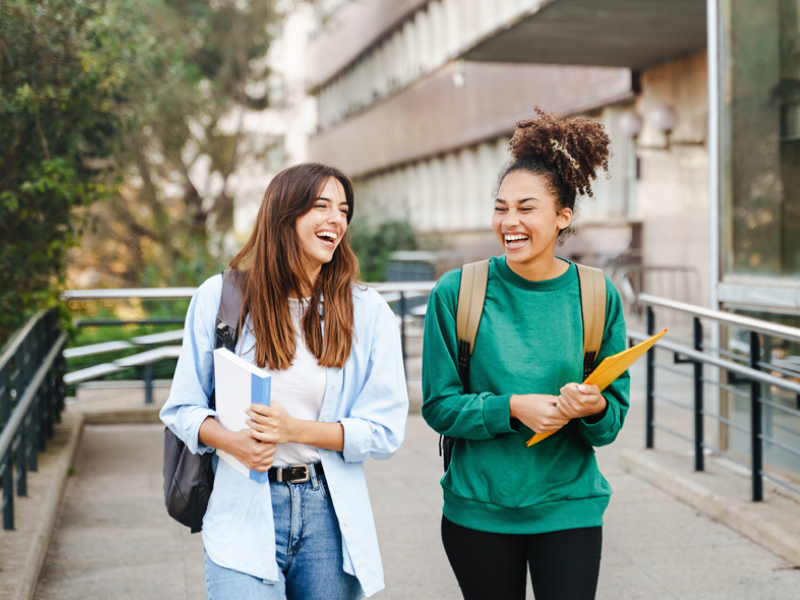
[{"left": 509, "top": 107, "right": 610, "bottom": 197}]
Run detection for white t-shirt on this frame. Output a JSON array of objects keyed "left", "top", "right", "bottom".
[{"left": 261, "top": 298, "right": 326, "bottom": 467}]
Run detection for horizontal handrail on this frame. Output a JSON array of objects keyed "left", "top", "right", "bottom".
[
  {"left": 629, "top": 331, "right": 800, "bottom": 395},
  {"left": 63, "top": 281, "right": 438, "bottom": 300},
  {"left": 63, "top": 288, "right": 196, "bottom": 300},
  {"left": 63, "top": 329, "right": 186, "bottom": 358},
  {"left": 64, "top": 346, "right": 181, "bottom": 385},
  {"left": 368, "top": 282, "right": 436, "bottom": 293},
  {"left": 638, "top": 294, "right": 800, "bottom": 344},
  {"left": 0, "top": 333, "right": 67, "bottom": 461}
]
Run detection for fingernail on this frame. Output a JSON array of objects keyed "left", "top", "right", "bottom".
[{"left": 578, "top": 385, "right": 587, "bottom": 393}]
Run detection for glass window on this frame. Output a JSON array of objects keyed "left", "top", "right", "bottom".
[{"left": 723, "top": 0, "right": 800, "bottom": 276}]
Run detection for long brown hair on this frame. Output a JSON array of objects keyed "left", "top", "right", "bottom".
[{"left": 230, "top": 163, "right": 359, "bottom": 370}]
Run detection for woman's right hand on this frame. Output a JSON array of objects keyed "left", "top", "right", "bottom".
[
  {"left": 224, "top": 429, "right": 277, "bottom": 473},
  {"left": 199, "top": 417, "right": 276, "bottom": 473},
  {"left": 509, "top": 394, "right": 570, "bottom": 434}
]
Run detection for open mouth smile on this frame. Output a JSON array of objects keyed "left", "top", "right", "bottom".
[
  {"left": 504, "top": 233, "right": 529, "bottom": 249},
  {"left": 316, "top": 230, "right": 339, "bottom": 249}
]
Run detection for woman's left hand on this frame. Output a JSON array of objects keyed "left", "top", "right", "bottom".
[
  {"left": 246, "top": 402, "right": 297, "bottom": 445},
  {"left": 556, "top": 383, "right": 607, "bottom": 420}
]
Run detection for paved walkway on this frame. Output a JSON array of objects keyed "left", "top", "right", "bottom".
[{"left": 35, "top": 408, "right": 800, "bottom": 600}]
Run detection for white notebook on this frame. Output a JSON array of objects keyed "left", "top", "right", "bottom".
[{"left": 213, "top": 348, "right": 271, "bottom": 483}]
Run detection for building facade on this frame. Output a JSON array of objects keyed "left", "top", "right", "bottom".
[
  {"left": 305, "top": 0, "right": 799, "bottom": 477},
  {"left": 305, "top": 0, "right": 710, "bottom": 308}
]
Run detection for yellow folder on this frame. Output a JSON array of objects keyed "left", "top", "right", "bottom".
[{"left": 526, "top": 328, "right": 668, "bottom": 447}]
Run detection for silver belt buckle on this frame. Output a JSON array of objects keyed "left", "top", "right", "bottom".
[{"left": 279, "top": 463, "right": 310, "bottom": 484}]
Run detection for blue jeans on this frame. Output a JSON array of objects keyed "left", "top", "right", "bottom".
[{"left": 204, "top": 472, "right": 362, "bottom": 600}]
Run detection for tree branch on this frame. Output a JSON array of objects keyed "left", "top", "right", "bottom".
[{"left": 34, "top": 100, "right": 50, "bottom": 160}]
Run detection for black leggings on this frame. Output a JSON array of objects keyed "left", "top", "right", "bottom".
[{"left": 441, "top": 516, "right": 602, "bottom": 600}]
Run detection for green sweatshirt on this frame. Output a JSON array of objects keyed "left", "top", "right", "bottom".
[{"left": 422, "top": 256, "right": 630, "bottom": 534}]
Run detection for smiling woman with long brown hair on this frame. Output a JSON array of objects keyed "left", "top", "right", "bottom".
[{"left": 161, "top": 163, "right": 408, "bottom": 599}]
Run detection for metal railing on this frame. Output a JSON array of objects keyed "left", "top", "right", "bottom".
[
  {"left": 61, "top": 281, "right": 436, "bottom": 392},
  {"left": 632, "top": 294, "right": 800, "bottom": 502},
  {"left": 0, "top": 309, "right": 68, "bottom": 530}
]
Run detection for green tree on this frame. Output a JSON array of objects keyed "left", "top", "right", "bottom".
[
  {"left": 0, "top": 0, "right": 280, "bottom": 343},
  {"left": 70, "top": 0, "right": 278, "bottom": 290},
  {"left": 0, "top": 0, "right": 154, "bottom": 342}
]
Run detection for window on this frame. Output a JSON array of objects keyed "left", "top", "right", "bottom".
[{"left": 723, "top": 0, "right": 800, "bottom": 276}]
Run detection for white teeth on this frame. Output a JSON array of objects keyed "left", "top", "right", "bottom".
[
  {"left": 505, "top": 234, "right": 528, "bottom": 242},
  {"left": 317, "top": 231, "right": 337, "bottom": 240}
]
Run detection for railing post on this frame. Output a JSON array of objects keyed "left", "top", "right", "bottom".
[
  {"left": 143, "top": 364, "right": 154, "bottom": 405},
  {"left": 2, "top": 447, "right": 12, "bottom": 529},
  {"left": 399, "top": 292, "right": 407, "bottom": 377},
  {"left": 1, "top": 365, "right": 12, "bottom": 530},
  {"left": 646, "top": 306, "right": 655, "bottom": 449},
  {"left": 693, "top": 317, "right": 704, "bottom": 471},
  {"left": 17, "top": 429, "right": 27, "bottom": 497},
  {"left": 0, "top": 365, "right": 9, "bottom": 432},
  {"left": 27, "top": 399, "right": 38, "bottom": 473},
  {"left": 750, "top": 331, "right": 763, "bottom": 501},
  {"left": 55, "top": 351, "right": 65, "bottom": 418}
]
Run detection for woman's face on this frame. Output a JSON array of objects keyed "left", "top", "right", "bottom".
[
  {"left": 295, "top": 177, "right": 350, "bottom": 277},
  {"left": 492, "top": 170, "right": 571, "bottom": 268}
]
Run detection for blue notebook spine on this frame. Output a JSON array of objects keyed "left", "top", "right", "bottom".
[{"left": 249, "top": 374, "right": 271, "bottom": 484}]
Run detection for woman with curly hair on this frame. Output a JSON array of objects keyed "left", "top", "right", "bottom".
[
  {"left": 161, "top": 163, "right": 408, "bottom": 599},
  {"left": 422, "top": 109, "right": 629, "bottom": 600}
]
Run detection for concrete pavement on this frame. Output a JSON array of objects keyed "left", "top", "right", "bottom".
[
  {"left": 33, "top": 412, "right": 800, "bottom": 600},
  {"left": 6, "top": 323, "right": 800, "bottom": 599}
]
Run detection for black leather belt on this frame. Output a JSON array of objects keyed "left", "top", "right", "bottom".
[{"left": 268, "top": 462, "right": 324, "bottom": 484}]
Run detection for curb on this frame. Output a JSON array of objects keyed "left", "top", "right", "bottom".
[
  {"left": 81, "top": 408, "right": 162, "bottom": 425},
  {"left": 619, "top": 448, "right": 800, "bottom": 566},
  {"left": 15, "top": 412, "right": 85, "bottom": 600}
]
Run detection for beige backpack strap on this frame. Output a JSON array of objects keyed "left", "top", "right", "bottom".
[
  {"left": 576, "top": 264, "right": 606, "bottom": 378},
  {"left": 456, "top": 260, "right": 490, "bottom": 355}
]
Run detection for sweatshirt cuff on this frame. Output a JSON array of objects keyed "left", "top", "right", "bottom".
[
  {"left": 483, "top": 394, "right": 516, "bottom": 437},
  {"left": 579, "top": 397, "right": 616, "bottom": 438}
]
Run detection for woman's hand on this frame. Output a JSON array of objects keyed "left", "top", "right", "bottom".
[
  {"left": 198, "top": 416, "right": 276, "bottom": 472},
  {"left": 225, "top": 428, "right": 277, "bottom": 472},
  {"left": 556, "top": 383, "right": 607, "bottom": 420},
  {"left": 246, "top": 402, "right": 297, "bottom": 445},
  {"left": 510, "top": 394, "right": 570, "bottom": 434}
]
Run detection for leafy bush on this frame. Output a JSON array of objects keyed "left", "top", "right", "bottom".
[{"left": 349, "top": 218, "right": 418, "bottom": 282}]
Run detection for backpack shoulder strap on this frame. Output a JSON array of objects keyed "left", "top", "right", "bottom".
[
  {"left": 216, "top": 269, "right": 245, "bottom": 351},
  {"left": 576, "top": 264, "right": 607, "bottom": 379},
  {"left": 456, "top": 260, "right": 490, "bottom": 355},
  {"left": 453, "top": 259, "right": 489, "bottom": 398}
]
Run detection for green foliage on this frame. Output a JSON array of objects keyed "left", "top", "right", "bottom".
[
  {"left": 0, "top": 0, "right": 151, "bottom": 342},
  {"left": 349, "top": 218, "right": 418, "bottom": 282},
  {"left": 0, "top": 0, "right": 280, "bottom": 345},
  {"left": 70, "top": 0, "right": 278, "bottom": 289}
]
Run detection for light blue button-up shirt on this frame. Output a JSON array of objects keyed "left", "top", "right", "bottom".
[{"left": 160, "top": 275, "right": 408, "bottom": 597}]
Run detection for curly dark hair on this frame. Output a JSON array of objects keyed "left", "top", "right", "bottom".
[{"left": 497, "top": 107, "right": 611, "bottom": 244}]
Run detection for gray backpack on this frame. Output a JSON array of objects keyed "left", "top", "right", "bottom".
[{"left": 162, "top": 269, "right": 244, "bottom": 533}]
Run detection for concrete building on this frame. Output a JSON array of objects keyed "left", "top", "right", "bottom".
[
  {"left": 305, "top": 0, "right": 709, "bottom": 306},
  {"left": 305, "top": 0, "right": 799, "bottom": 479}
]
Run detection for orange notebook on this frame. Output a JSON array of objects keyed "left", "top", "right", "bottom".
[{"left": 526, "top": 328, "right": 668, "bottom": 447}]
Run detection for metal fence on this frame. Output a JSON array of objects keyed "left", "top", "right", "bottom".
[
  {"left": 62, "top": 281, "right": 435, "bottom": 397},
  {"left": 632, "top": 294, "right": 800, "bottom": 502},
  {"left": 0, "top": 309, "right": 68, "bottom": 530}
]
